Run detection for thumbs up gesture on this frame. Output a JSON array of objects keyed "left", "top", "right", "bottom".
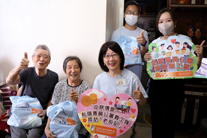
[
  {"left": 69, "top": 88, "right": 78, "bottom": 105},
  {"left": 195, "top": 40, "right": 205, "bottom": 57},
  {"left": 133, "top": 85, "right": 143, "bottom": 100},
  {"left": 19, "top": 52, "right": 29, "bottom": 70},
  {"left": 137, "top": 30, "right": 146, "bottom": 46}
]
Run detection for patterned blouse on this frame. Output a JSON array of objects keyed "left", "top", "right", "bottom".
[{"left": 51, "top": 79, "right": 91, "bottom": 135}]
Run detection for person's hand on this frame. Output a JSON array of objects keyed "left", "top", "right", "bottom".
[
  {"left": 137, "top": 30, "right": 146, "bottom": 45},
  {"left": 133, "top": 86, "right": 143, "bottom": 100},
  {"left": 38, "top": 109, "right": 46, "bottom": 120},
  {"left": 144, "top": 52, "right": 151, "bottom": 61},
  {"left": 195, "top": 40, "right": 205, "bottom": 57},
  {"left": 19, "top": 52, "right": 29, "bottom": 69},
  {"left": 45, "top": 127, "right": 56, "bottom": 138},
  {"left": 69, "top": 88, "right": 78, "bottom": 104}
]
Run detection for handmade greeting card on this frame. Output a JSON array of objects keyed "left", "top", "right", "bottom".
[
  {"left": 77, "top": 89, "right": 138, "bottom": 138},
  {"left": 147, "top": 36, "right": 197, "bottom": 79}
]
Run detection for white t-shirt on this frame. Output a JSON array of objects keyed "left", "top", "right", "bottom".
[
  {"left": 111, "top": 26, "right": 149, "bottom": 49},
  {"left": 184, "top": 48, "right": 190, "bottom": 56},
  {"left": 111, "top": 26, "right": 149, "bottom": 79},
  {"left": 152, "top": 34, "right": 191, "bottom": 44},
  {"left": 158, "top": 48, "right": 165, "bottom": 58},
  {"left": 93, "top": 69, "right": 148, "bottom": 101},
  {"left": 174, "top": 46, "right": 182, "bottom": 58},
  {"left": 151, "top": 51, "right": 159, "bottom": 59}
]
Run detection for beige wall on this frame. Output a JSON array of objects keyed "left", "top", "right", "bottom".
[
  {"left": 0, "top": 0, "right": 124, "bottom": 86},
  {"left": 106, "top": 0, "right": 124, "bottom": 41}
]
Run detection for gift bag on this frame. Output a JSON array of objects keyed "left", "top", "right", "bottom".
[
  {"left": 7, "top": 96, "right": 43, "bottom": 129},
  {"left": 47, "top": 101, "right": 81, "bottom": 138}
]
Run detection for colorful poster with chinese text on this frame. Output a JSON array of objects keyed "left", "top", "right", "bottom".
[
  {"left": 147, "top": 36, "right": 197, "bottom": 79},
  {"left": 77, "top": 89, "right": 138, "bottom": 138}
]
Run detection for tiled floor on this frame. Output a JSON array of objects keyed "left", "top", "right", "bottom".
[{"left": 136, "top": 103, "right": 207, "bottom": 138}]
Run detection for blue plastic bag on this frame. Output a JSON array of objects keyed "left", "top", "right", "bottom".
[
  {"left": 7, "top": 96, "right": 43, "bottom": 129},
  {"left": 115, "top": 35, "right": 143, "bottom": 65},
  {"left": 47, "top": 101, "right": 81, "bottom": 138}
]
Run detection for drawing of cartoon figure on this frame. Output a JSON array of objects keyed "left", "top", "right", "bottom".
[
  {"left": 166, "top": 45, "right": 175, "bottom": 58},
  {"left": 123, "top": 38, "right": 132, "bottom": 54},
  {"left": 151, "top": 46, "right": 158, "bottom": 59},
  {"left": 114, "top": 97, "right": 119, "bottom": 108},
  {"left": 174, "top": 42, "right": 182, "bottom": 58},
  {"left": 132, "top": 46, "right": 138, "bottom": 55},
  {"left": 117, "top": 101, "right": 122, "bottom": 110},
  {"left": 127, "top": 98, "right": 132, "bottom": 113},
  {"left": 158, "top": 43, "right": 165, "bottom": 58},
  {"left": 182, "top": 42, "right": 192, "bottom": 63},
  {"left": 121, "top": 101, "right": 128, "bottom": 114}
]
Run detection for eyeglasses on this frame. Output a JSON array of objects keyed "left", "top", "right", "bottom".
[
  {"left": 104, "top": 53, "right": 119, "bottom": 59},
  {"left": 125, "top": 10, "right": 139, "bottom": 15},
  {"left": 35, "top": 54, "right": 49, "bottom": 59}
]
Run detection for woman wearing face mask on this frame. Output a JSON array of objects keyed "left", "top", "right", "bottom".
[
  {"left": 111, "top": 0, "right": 149, "bottom": 79},
  {"left": 144, "top": 8, "right": 205, "bottom": 138}
]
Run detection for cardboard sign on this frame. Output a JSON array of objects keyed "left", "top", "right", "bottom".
[
  {"left": 77, "top": 89, "right": 138, "bottom": 138},
  {"left": 147, "top": 36, "right": 197, "bottom": 80}
]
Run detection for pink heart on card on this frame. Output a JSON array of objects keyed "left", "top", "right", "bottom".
[
  {"left": 171, "top": 39, "right": 176, "bottom": 44},
  {"left": 77, "top": 89, "right": 138, "bottom": 138}
]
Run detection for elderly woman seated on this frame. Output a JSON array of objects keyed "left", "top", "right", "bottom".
[{"left": 45, "top": 56, "right": 91, "bottom": 138}]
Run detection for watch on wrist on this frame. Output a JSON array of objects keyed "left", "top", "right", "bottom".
[{"left": 141, "top": 41, "right": 147, "bottom": 46}]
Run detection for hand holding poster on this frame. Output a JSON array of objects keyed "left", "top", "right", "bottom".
[
  {"left": 77, "top": 89, "right": 138, "bottom": 138},
  {"left": 147, "top": 36, "right": 197, "bottom": 79}
]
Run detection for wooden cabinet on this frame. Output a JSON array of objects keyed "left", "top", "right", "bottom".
[
  {"left": 169, "top": 0, "right": 207, "bottom": 5},
  {"left": 178, "top": 83, "right": 207, "bottom": 130},
  {"left": 167, "top": 0, "right": 207, "bottom": 55}
]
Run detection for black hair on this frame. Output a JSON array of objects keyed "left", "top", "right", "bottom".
[
  {"left": 183, "top": 42, "right": 192, "bottom": 50},
  {"left": 161, "top": 43, "right": 165, "bottom": 46},
  {"left": 98, "top": 41, "right": 125, "bottom": 72},
  {"left": 116, "top": 97, "right": 120, "bottom": 100},
  {"left": 63, "top": 56, "right": 83, "bottom": 73},
  {"left": 152, "top": 46, "right": 156, "bottom": 51},
  {"left": 156, "top": 8, "right": 176, "bottom": 30},
  {"left": 124, "top": 0, "right": 141, "bottom": 13},
  {"left": 175, "top": 42, "right": 180, "bottom": 44},
  {"left": 167, "top": 45, "right": 173, "bottom": 50},
  {"left": 128, "top": 98, "right": 132, "bottom": 100}
]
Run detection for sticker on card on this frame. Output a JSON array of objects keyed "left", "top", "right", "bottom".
[
  {"left": 77, "top": 89, "right": 138, "bottom": 138},
  {"left": 147, "top": 36, "right": 197, "bottom": 80}
]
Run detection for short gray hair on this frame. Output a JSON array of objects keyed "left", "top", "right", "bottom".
[
  {"left": 33, "top": 44, "right": 51, "bottom": 59},
  {"left": 63, "top": 56, "right": 83, "bottom": 73}
]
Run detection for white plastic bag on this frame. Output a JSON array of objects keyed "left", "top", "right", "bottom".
[
  {"left": 7, "top": 96, "right": 43, "bottom": 129},
  {"left": 47, "top": 101, "right": 81, "bottom": 138}
]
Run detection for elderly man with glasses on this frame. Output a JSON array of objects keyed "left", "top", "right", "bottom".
[{"left": 6, "top": 45, "right": 58, "bottom": 138}]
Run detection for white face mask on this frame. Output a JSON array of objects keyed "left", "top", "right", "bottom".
[
  {"left": 125, "top": 14, "right": 138, "bottom": 26},
  {"left": 158, "top": 22, "right": 174, "bottom": 35}
]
